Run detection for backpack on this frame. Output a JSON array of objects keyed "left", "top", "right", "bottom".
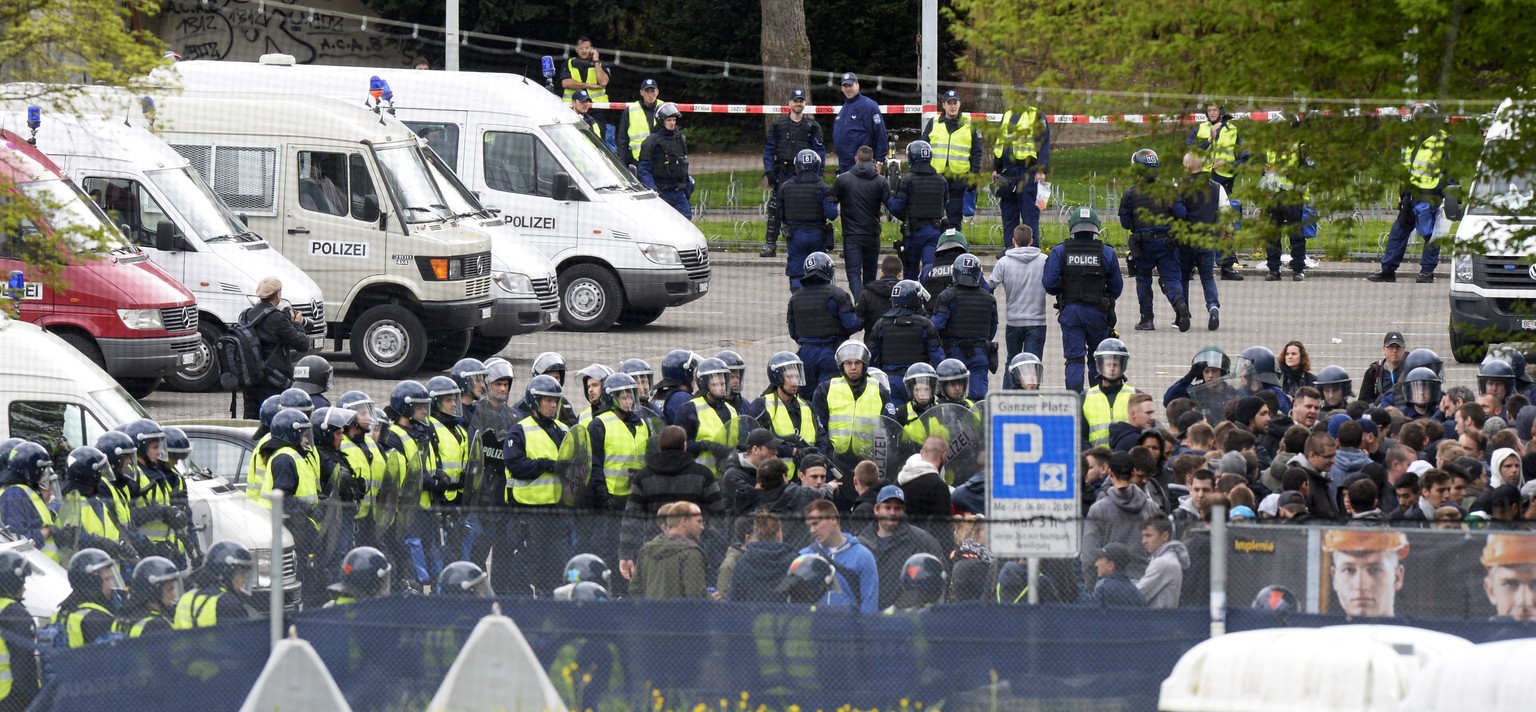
[{"left": 217, "top": 308, "right": 284, "bottom": 392}]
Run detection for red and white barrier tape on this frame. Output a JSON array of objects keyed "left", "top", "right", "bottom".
[{"left": 589, "top": 103, "right": 1443, "bottom": 123}]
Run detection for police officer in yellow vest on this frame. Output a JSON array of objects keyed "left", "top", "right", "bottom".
[
  {"left": 380, "top": 381, "right": 437, "bottom": 591},
  {"left": 1082, "top": 338, "right": 1137, "bottom": 448},
  {"left": 922, "top": 90, "right": 983, "bottom": 231},
  {"left": 0, "top": 550, "right": 38, "bottom": 708},
  {"left": 1186, "top": 104, "right": 1250, "bottom": 280},
  {"left": 91, "top": 432, "right": 150, "bottom": 559},
  {"left": 122, "top": 419, "right": 190, "bottom": 567},
  {"left": 466, "top": 361, "right": 520, "bottom": 592},
  {"left": 246, "top": 394, "right": 284, "bottom": 500},
  {"left": 503, "top": 375, "right": 578, "bottom": 596},
  {"left": 54, "top": 446, "right": 132, "bottom": 562},
  {"left": 570, "top": 89, "right": 604, "bottom": 141},
  {"left": 812, "top": 341, "right": 899, "bottom": 509},
  {"left": 617, "top": 78, "right": 663, "bottom": 169},
  {"left": 561, "top": 37, "right": 610, "bottom": 103},
  {"left": 51, "top": 548, "right": 120, "bottom": 648},
  {"left": 173, "top": 540, "right": 255, "bottom": 629},
  {"left": 312, "top": 407, "right": 371, "bottom": 596},
  {"left": 114, "top": 555, "right": 185, "bottom": 638},
  {"left": 260, "top": 408, "right": 326, "bottom": 600},
  {"left": 676, "top": 358, "right": 741, "bottom": 478},
  {"left": 588, "top": 373, "right": 651, "bottom": 512},
  {"left": 426, "top": 376, "right": 472, "bottom": 571},
  {"left": 325, "top": 546, "right": 392, "bottom": 607},
  {"left": 898, "top": 363, "right": 943, "bottom": 447},
  {"left": 0, "top": 442, "right": 59, "bottom": 563},
  {"left": 1262, "top": 117, "right": 1315, "bottom": 282},
  {"left": 1369, "top": 102, "right": 1451, "bottom": 285},
  {"left": 992, "top": 102, "right": 1051, "bottom": 255},
  {"left": 754, "top": 352, "right": 823, "bottom": 480},
  {"left": 337, "top": 391, "right": 387, "bottom": 549}
]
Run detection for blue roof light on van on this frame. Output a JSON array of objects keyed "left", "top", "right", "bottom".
[
  {"left": 368, "top": 76, "right": 396, "bottom": 116},
  {"left": 139, "top": 96, "right": 156, "bottom": 128},
  {"left": 541, "top": 56, "right": 556, "bottom": 79},
  {"left": 25, "top": 106, "right": 39, "bottom": 145},
  {"left": 6, "top": 270, "right": 23, "bottom": 294}
]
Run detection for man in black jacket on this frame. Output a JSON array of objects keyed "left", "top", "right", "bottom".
[
  {"left": 242, "top": 276, "right": 311, "bottom": 420},
  {"left": 855, "top": 256, "right": 903, "bottom": 342},
  {"left": 618, "top": 425, "right": 726, "bottom": 582},
  {"left": 831, "top": 145, "right": 890, "bottom": 295}
]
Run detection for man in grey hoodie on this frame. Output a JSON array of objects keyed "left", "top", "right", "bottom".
[
  {"left": 990, "top": 224, "right": 1048, "bottom": 389},
  {"left": 1081, "top": 451, "right": 1161, "bottom": 587},
  {"left": 1137, "top": 519, "right": 1189, "bottom": 608}
]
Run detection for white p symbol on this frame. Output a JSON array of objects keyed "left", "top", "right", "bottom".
[{"left": 1001, "top": 422, "right": 1042, "bottom": 486}]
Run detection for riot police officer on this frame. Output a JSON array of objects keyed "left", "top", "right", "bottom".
[
  {"left": 922, "top": 89, "right": 983, "bottom": 229},
  {"left": 787, "top": 252, "right": 861, "bottom": 386},
  {"left": 869, "top": 279, "right": 945, "bottom": 407},
  {"left": 762, "top": 89, "right": 827, "bottom": 258},
  {"left": 715, "top": 350, "right": 756, "bottom": 417},
  {"left": 992, "top": 101, "right": 1051, "bottom": 252},
  {"left": 936, "top": 358, "right": 976, "bottom": 407},
  {"left": 1234, "top": 346, "right": 1293, "bottom": 413},
  {"left": 426, "top": 376, "right": 472, "bottom": 571},
  {"left": 651, "top": 349, "right": 699, "bottom": 425},
  {"left": 812, "top": 341, "right": 898, "bottom": 486},
  {"left": 1401, "top": 367, "right": 1443, "bottom": 419},
  {"left": 779, "top": 150, "right": 839, "bottom": 290},
  {"left": 675, "top": 358, "right": 741, "bottom": 478},
  {"left": 638, "top": 102, "right": 693, "bottom": 218},
  {"left": 888, "top": 140, "right": 950, "bottom": 281},
  {"left": 1369, "top": 102, "right": 1451, "bottom": 284},
  {"left": 0, "top": 551, "right": 36, "bottom": 706},
  {"left": 503, "top": 375, "right": 579, "bottom": 595},
  {"left": 575, "top": 364, "right": 616, "bottom": 424},
  {"left": 755, "top": 352, "right": 822, "bottom": 479},
  {"left": 465, "top": 361, "right": 518, "bottom": 580},
  {"left": 0, "top": 442, "right": 59, "bottom": 562},
  {"left": 336, "top": 391, "right": 387, "bottom": 551},
  {"left": 1007, "top": 352, "right": 1044, "bottom": 390},
  {"left": 450, "top": 357, "right": 489, "bottom": 419},
  {"left": 1083, "top": 339, "right": 1136, "bottom": 448},
  {"left": 931, "top": 253, "right": 998, "bottom": 399},
  {"left": 1043, "top": 208, "right": 1124, "bottom": 392},
  {"left": 52, "top": 548, "right": 121, "bottom": 647},
  {"left": 589, "top": 373, "right": 652, "bottom": 513},
  {"left": 380, "top": 381, "right": 436, "bottom": 590},
  {"left": 1314, "top": 365, "right": 1354, "bottom": 414},
  {"left": 532, "top": 352, "right": 578, "bottom": 426},
  {"left": 173, "top": 540, "right": 254, "bottom": 629},
  {"left": 1119, "top": 149, "right": 1190, "bottom": 332},
  {"left": 1163, "top": 345, "right": 1233, "bottom": 407},
  {"left": 326, "top": 546, "right": 392, "bottom": 606},
  {"left": 293, "top": 354, "right": 334, "bottom": 409}
]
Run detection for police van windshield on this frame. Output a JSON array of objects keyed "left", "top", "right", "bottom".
[
  {"left": 146, "top": 167, "right": 258, "bottom": 243},
  {"left": 91, "top": 386, "right": 150, "bottom": 424},
  {"left": 421, "top": 146, "right": 490, "bottom": 220},
  {"left": 543, "top": 123, "right": 644, "bottom": 193},
  {"left": 374, "top": 145, "right": 451, "bottom": 224},
  {"left": 18, "top": 178, "right": 137, "bottom": 256},
  {"left": 1470, "top": 171, "right": 1534, "bottom": 215}
]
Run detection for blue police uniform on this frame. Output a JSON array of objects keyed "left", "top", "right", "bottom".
[
  {"left": 869, "top": 308, "right": 945, "bottom": 408},
  {"left": 931, "top": 283, "right": 998, "bottom": 399},
  {"left": 638, "top": 127, "right": 692, "bottom": 218},
  {"left": 888, "top": 165, "right": 949, "bottom": 282},
  {"left": 787, "top": 282, "right": 861, "bottom": 386},
  {"left": 1119, "top": 180, "right": 1186, "bottom": 328},
  {"left": 832, "top": 90, "right": 888, "bottom": 172},
  {"left": 991, "top": 108, "right": 1051, "bottom": 247},
  {"left": 778, "top": 174, "right": 839, "bottom": 290},
  {"left": 763, "top": 112, "right": 827, "bottom": 253},
  {"left": 1377, "top": 129, "right": 1450, "bottom": 280},
  {"left": 1043, "top": 227, "right": 1123, "bottom": 393}
]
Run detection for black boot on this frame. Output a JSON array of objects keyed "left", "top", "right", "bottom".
[
  {"left": 1135, "top": 315, "right": 1156, "bottom": 331},
  {"left": 1367, "top": 270, "right": 1396, "bottom": 282},
  {"left": 1174, "top": 301, "right": 1191, "bottom": 333},
  {"left": 1220, "top": 266, "right": 1245, "bottom": 281},
  {"left": 760, "top": 243, "right": 777, "bottom": 258}
]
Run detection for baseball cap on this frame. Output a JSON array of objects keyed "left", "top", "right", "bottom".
[
  {"left": 1383, "top": 331, "right": 1406, "bottom": 347},
  {"left": 640, "top": 78, "right": 658, "bottom": 90},
  {"left": 788, "top": 89, "right": 807, "bottom": 101},
  {"left": 1326, "top": 412, "right": 1353, "bottom": 439},
  {"left": 745, "top": 428, "right": 783, "bottom": 450},
  {"left": 571, "top": 89, "right": 592, "bottom": 103},
  {"left": 1354, "top": 417, "right": 1379, "bottom": 436},
  {"left": 941, "top": 89, "right": 960, "bottom": 102},
  {"left": 876, "top": 484, "right": 906, "bottom": 504},
  {"left": 840, "top": 72, "right": 859, "bottom": 86},
  {"left": 1067, "top": 207, "right": 1101, "bottom": 234},
  {"left": 1229, "top": 505, "right": 1257, "bottom": 521},
  {"left": 1095, "top": 542, "right": 1133, "bottom": 570},
  {"left": 1276, "top": 490, "right": 1307, "bottom": 509}
]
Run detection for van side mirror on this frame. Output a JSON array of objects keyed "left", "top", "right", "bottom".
[
  {"left": 237, "top": 213, "right": 249, "bottom": 227},
  {"left": 155, "top": 220, "right": 177, "bottom": 251},
  {"left": 552, "top": 172, "right": 576, "bottom": 202},
  {"left": 360, "top": 195, "right": 381, "bottom": 223}
]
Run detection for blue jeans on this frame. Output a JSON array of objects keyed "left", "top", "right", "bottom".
[
  {"left": 798, "top": 342, "right": 839, "bottom": 387},
  {"left": 1177, "top": 245, "right": 1220, "bottom": 310},
  {"left": 1381, "top": 198, "right": 1441, "bottom": 274},
  {"left": 1004, "top": 325, "right": 1047, "bottom": 388},
  {"left": 843, "top": 233, "right": 880, "bottom": 296}
]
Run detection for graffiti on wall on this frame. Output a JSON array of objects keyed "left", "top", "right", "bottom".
[{"left": 162, "top": 0, "right": 415, "bottom": 66}]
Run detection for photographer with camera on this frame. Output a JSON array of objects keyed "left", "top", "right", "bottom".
[{"left": 240, "top": 276, "right": 313, "bottom": 420}]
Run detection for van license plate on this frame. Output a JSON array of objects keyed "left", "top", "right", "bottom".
[
  {"left": 698, "top": 281, "right": 709, "bottom": 293},
  {"left": 312, "top": 337, "right": 325, "bottom": 350},
  {"left": 1522, "top": 319, "right": 1536, "bottom": 331},
  {"left": 481, "top": 306, "right": 494, "bottom": 319},
  {"left": 181, "top": 353, "right": 195, "bottom": 365}
]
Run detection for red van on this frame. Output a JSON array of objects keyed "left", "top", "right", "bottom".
[{"left": 1, "top": 129, "right": 198, "bottom": 398}]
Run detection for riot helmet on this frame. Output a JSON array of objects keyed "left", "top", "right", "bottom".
[
  {"left": 1403, "top": 367, "right": 1443, "bottom": 409},
  {"left": 484, "top": 360, "right": 516, "bottom": 403},
  {"left": 426, "top": 375, "right": 463, "bottom": 418},
  {"left": 1190, "top": 346, "right": 1230, "bottom": 379},
  {"left": 936, "top": 359, "right": 970, "bottom": 401},
  {"left": 655, "top": 101, "right": 681, "bottom": 124},
  {"left": 258, "top": 395, "right": 283, "bottom": 430},
  {"left": 532, "top": 352, "right": 567, "bottom": 384},
  {"left": 907, "top": 140, "right": 933, "bottom": 164},
  {"left": 292, "top": 355, "right": 333, "bottom": 396},
  {"left": 204, "top": 540, "right": 256, "bottom": 594},
  {"left": 569, "top": 581, "right": 610, "bottom": 602},
  {"left": 62, "top": 446, "right": 109, "bottom": 496},
  {"left": 120, "top": 418, "right": 166, "bottom": 462},
  {"left": 0, "top": 550, "right": 28, "bottom": 599},
  {"left": 602, "top": 373, "right": 640, "bottom": 414},
  {"left": 330, "top": 546, "right": 392, "bottom": 599},
  {"left": 1314, "top": 365, "right": 1353, "bottom": 405},
  {"left": 311, "top": 406, "right": 356, "bottom": 446},
  {"left": 836, "top": 341, "right": 871, "bottom": 380},
  {"left": 953, "top": 253, "right": 983, "bottom": 288},
  {"left": 577, "top": 364, "right": 615, "bottom": 406},
  {"left": 904, "top": 363, "right": 939, "bottom": 405},
  {"left": 127, "top": 556, "right": 187, "bottom": 610},
  {"left": 803, "top": 252, "right": 835, "bottom": 283},
  {"left": 660, "top": 349, "right": 698, "bottom": 385},
  {"left": 94, "top": 431, "right": 137, "bottom": 478},
  {"left": 270, "top": 409, "right": 312, "bottom": 451},
  {"left": 795, "top": 148, "right": 822, "bottom": 175},
  {"left": 695, "top": 358, "right": 731, "bottom": 400},
  {"left": 1403, "top": 348, "right": 1443, "bottom": 379},
  {"left": 389, "top": 381, "right": 431, "bottom": 423},
  {"left": 162, "top": 426, "right": 192, "bottom": 462},
  {"left": 564, "top": 553, "right": 612, "bottom": 586},
  {"left": 8, "top": 442, "right": 53, "bottom": 490},
  {"left": 524, "top": 375, "right": 565, "bottom": 418},
  {"left": 437, "top": 561, "right": 491, "bottom": 597},
  {"left": 890, "top": 280, "right": 928, "bottom": 310},
  {"left": 1131, "top": 148, "right": 1160, "bottom": 170},
  {"left": 67, "top": 548, "right": 124, "bottom": 599},
  {"left": 1094, "top": 338, "right": 1131, "bottom": 382},
  {"left": 1235, "top": 346, "right": 1281, "bottom": 388},
  {"left": 1253, "top": 584, "right": 1299, "bottom": 612},
  {"left": 1008, "top": 353, "right": 1043, "bottom": 390},
  {"left": 450, "top": 357, "right": 489, "bottom": 398},
  {"left": 1478, "top": 359, "right": 1516, "bottom": 400},
  {"left": 279, "top": 387, "right": 314, "bottom": 414},
  {"left": 617, "top": 358, "right": 653, "bottom": 396},
  {"left": 779, "top": 553, "right": 835, "bottom": 604},
  {"left": 900, "top": 552, "right": 948, "bottom": 607},
  {"left": 1485, "top": 346, "right": 1532, "bottom": 386},
  {"left": 715, "top": 350, "right": 747, "bottom": 395},
  {"left": 867, "top": 367, "right": 890, "bottom": 392},
  {"left": 766, "top": 351, "right": 806, "bottom": 394}
]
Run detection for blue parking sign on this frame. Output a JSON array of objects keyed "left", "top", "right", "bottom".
[{"left": 985, "top": 391, "right": 1081, "bottom": 558}]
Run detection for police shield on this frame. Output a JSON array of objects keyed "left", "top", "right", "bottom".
[
  {"left": 390, "top": 441, "right": 428, "bottom": 532},
  {"left": 53, "top": 494, "right": 88, "bottom": 560},
  {"left": 556, "top": 424, "right": 593, "bottom": 508},
  {"left": 917, "top": 403, "right": 984, "bottom": 484},
  {"left": 867, "top": 416, "right": 912, "bottom": 482},
  {"left": 1188, "top": 373, "right": 1249, "bottom": 423},
  {"left": 314, "top": 459, "right": 348, "bottom": 566},
  {"left": 464, "top": 401, "right": 520, "bottom": 510},
  {"left": 632, "top": 406, "right": 665, "bottom": 457}
]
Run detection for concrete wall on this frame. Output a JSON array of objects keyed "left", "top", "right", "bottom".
[{"left": 154, "top": 0, "right": 418, "bottom": 67}]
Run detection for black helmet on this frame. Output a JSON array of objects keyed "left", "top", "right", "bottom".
[
  {"left": 1478, "top": 359, "right": 1516, "bottom": 397},
  {"left": 569, "top": 581, "right": 610, "bottom": 602},
  {"left": 795, "top": 149, "right": 822, "bottom": 174},
  {"left": 279, "top": 387, "right": 314, "bottom": 414},
  {"left": 617, "top": 358, "right": 653, "bottom": 393},
  {"left": 389, "top": 380, "right": 431, "bottom": 421},
  {"left": 660, "top": 349, "right": 698, "bottom": 385},
  {"left": 1131, "top": 148, "right": 1160, "bottom": 169},
  {"left": 331, "top": 546, "right": 393, "bottom": 598},
  {"left": 1404, "top": 367, "right": 1443, "bottom": 408},
  {"left": 0, "top": 550, "right": 28, "bottom": 598},
  {"left": 94, "top": 431, "right": 137, "bottom": 476},
  {"left": 564, "top": 553, "right": 612, "bottom": 585},
  {"left": 258, "top": 396, "right": 283, "bottom": 429},
  {"left": 63, "top": 446, "right": 109, "bottom": 495},
  {"left": 1404, "top": 348, "right": 1444, "bottom": 379},
  {"left": 1485, "top": 346, "right": 1532, "bottom": 385},
  {"left": 1190, "top": 346, "right": 1230, "bottom": 375},
  {"left": 270, "top": 408, "right": 312, "bottom": 449},
  {"left": 8, "top": 442, "right": 53, "bottom": 489},
  {"left": 204, "top": 540, "right": 255, "bottom": 590},
  {"left": 953, "top": 253, "right": 983, "bottom": 288},
  {"left": 1315, "top": 365, "right": 1354, "bottom": 399},
  {"left": 900, "top": 552, "right": 948, "bottom": 605},
  {"left": 601, "top": 373, "right": 639, "bottom": 412},
  {"left": 936, "top": 358, "right": 970, "bottom": 389},
  {"left": 904, "top": 363, "right": 939, "bottom": 403},
  {"left": 532, "top": 352, "right": 567, "bottom": 380},
  {"left": 835, "top": 341, "right": 872, "bottom": 369},
  {"left": 523, "top": 374, "right": 565, "bottom": 413},
  {"left": 779, "top": 553, "right": 835, "bottom": 603},
  {"left": 890, "top": 279, "right": 927, "bottom": 309},
  {"left": 715, "top": 350, "right": 747, "bottom": 395},
  {"left": 695, "top": 357, "right": 731, "bottom": 398},
  {"left": 162, "top": 426, "right": 192, "bottom": 459},
  {"left": 1252, "top": 584, "right": 1299, "bottom": 612},
  {"left": 450, "top": 357, "right": 489, "bottom": 396},
  {"left": 803, "top": 252, "right": 835, "bottom": 283},
  {"left": 67, "top": 548, "right": 123, "bottom": 596},
  {"left": 767, "top": 351, "right": 806, "bottom": 391},
  {"left": 1008, "top": 353, "right": 1043, "bottom": 390},
  {"left": 437, "top": 561, "right": 491, "bottom": 597},
  {"left": 120, "top": 418, "right": 166, "bottom": 459},
  {"left": 0, "top": 439, "right": 23, "bottom": 467},
  {"left": 1236, "top": 346, "right": 1281, "bottom": 387},
  {"left": 292, "top": 355, "right": 333, "bottom": 396},
  {"left": 1094, "top": 338, "right": 1131, "bottom": 376},
  {"left": 127, "top": 556, "right": 186, "bottom": 609},
  {"left": 311, "top": 406, "right": 356, "bottom": 445},
  {"left": 907, "top": 140, "right": 933, "bottom": 164},
  {"left": 425, "top": 375, "right": 463, "bottom": 414},
  {"left": 655, "top": 102, "right": 681, "bottom": 122}
]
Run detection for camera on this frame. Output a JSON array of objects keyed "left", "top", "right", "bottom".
[{"left": 1219, "top": 113, "right": 1233, "bottom": 123}]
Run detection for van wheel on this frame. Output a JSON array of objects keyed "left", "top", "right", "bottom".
[
  {"left": 120, "top": 378, "right": 162, "bottom": 400},
  {"left": 421, "top": 329, "right": 472, "bottom": 372},
  {"left": 558, "top": 264, "right": 623, "bottom": 332},
  {"left": 55, "top": 331, "right": 106, "bottom": 370},
  {"left": 466, "top": 330, "right": 514, "bottom": 361},
  {"left": 619, "top": 306, "right": 665, "bottom": 327},
  {"left": 352, "top": 305, "right": 428, "bottom": 378},
  {"left": 166, "top": 322, "right": 223, "bottom": 392},
  {"left": 1450, "top": 328, "right": 1485, "bottom": 363}
]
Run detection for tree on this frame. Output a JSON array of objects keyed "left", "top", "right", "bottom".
[
  {"left": 760, "top": 0, "right": 812, "bottom": 120},
  {"left": 0, "top": 0, "right": 168, "bottom": 316}
]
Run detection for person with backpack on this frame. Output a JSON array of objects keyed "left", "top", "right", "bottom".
[{"left": 236, "top": 277, "right": 312, "bottom": 420}]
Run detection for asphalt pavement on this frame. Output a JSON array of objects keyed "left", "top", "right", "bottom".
[{"left": 136, "top": 256, "right": 1460, "bottom": 423}]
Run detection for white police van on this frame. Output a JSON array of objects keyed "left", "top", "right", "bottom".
[{"left": 165, "top": 56, "right": 712, "bottom": 331}]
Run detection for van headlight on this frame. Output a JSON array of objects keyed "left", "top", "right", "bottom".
[
  {"left": 1453, "top": 255, "right": 1474, "bottom": 283},
  {"left": 639, "top": 242, "right": 681, "bottom": 266},
  {"left": 493, "top": 271, "right": 534, "bottom": 295},
  {"left": 253, "top": 548, "right": 273, "bottom": 588},
  {"left": 116, "top": 309, "right": 164, "bottom": 330}
]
